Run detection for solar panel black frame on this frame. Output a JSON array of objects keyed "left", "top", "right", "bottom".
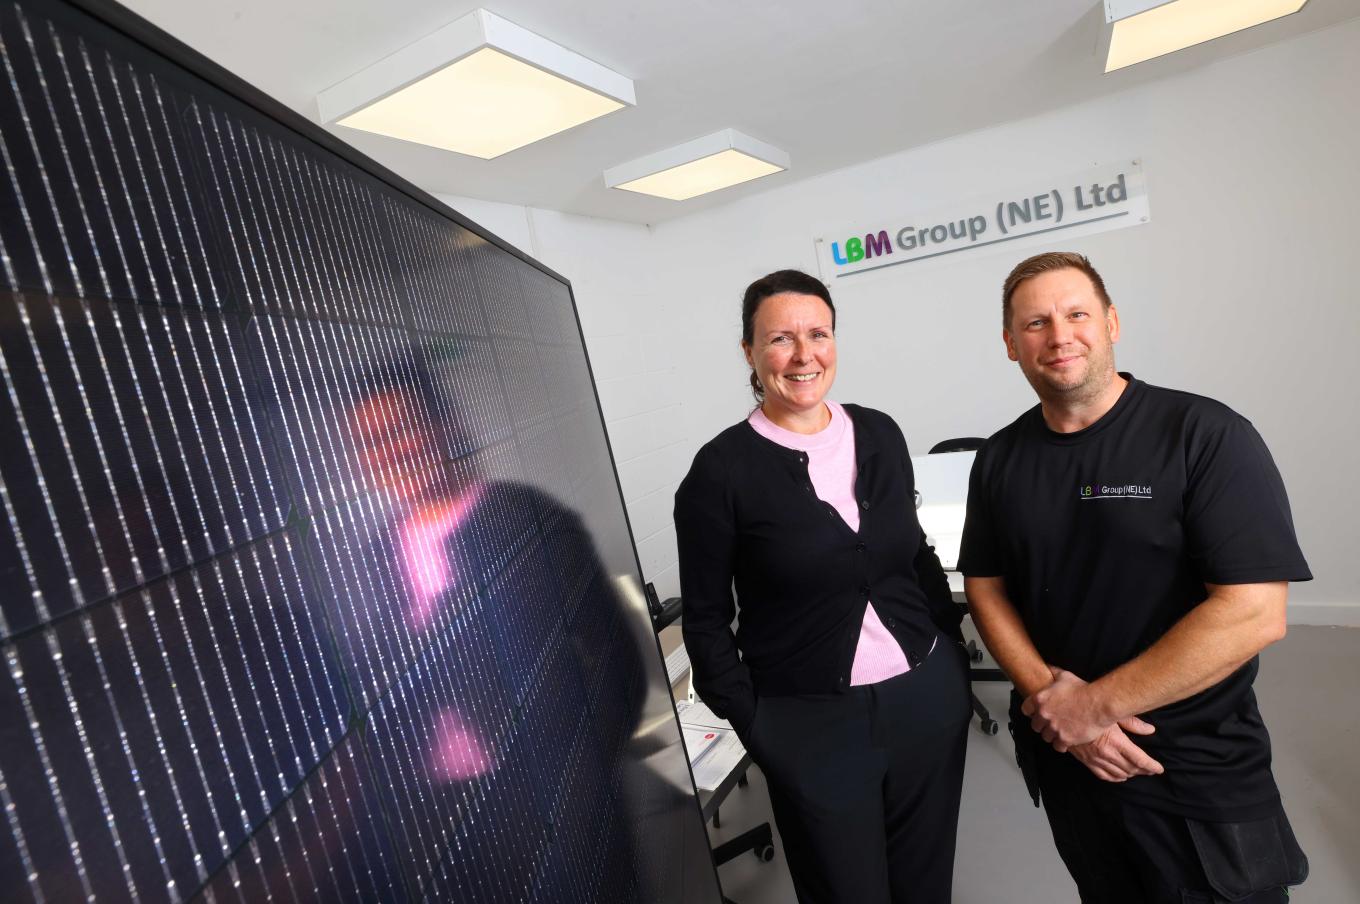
[{"left": 0, "top": 0, "right": 723, "bottom": 900}]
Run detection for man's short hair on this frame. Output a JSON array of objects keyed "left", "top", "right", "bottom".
[{"left": 1001, "top": 251, "right": 1112, "bottom": 329}]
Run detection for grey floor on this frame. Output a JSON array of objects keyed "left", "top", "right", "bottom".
[{"left": 704, "top": 625, "right": 1360, "bottom": 903}]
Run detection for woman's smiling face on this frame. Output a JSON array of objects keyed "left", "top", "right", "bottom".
[{"left": 743, "top": 291, "right": 837, "bottom": 428}]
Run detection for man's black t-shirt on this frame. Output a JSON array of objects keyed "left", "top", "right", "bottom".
[{"left": 959, "top": 375, "right": 1311, "bottom": 820}]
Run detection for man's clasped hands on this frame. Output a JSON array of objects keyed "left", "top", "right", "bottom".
[{"left": 1021, "top": 667, "right": 1164, "bottom": 783}]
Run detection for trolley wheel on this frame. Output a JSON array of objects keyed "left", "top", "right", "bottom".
[
  {"left": 753, "top": 844, "right": 775, "bottom": 863},
  {"left": 980, "top": 718, "right": 999, "bottom": 736}
]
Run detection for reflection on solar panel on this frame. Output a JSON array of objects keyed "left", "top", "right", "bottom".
[{"left": 0, "top": 1, "right": 720, "bottom": 901}]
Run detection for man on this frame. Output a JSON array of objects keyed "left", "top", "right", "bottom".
[{"left": 959, "top": 251, "right": 1310, "bottom": 903}]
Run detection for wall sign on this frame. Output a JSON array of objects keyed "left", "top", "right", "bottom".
[{"left": 814, "top": 160, "right": 1150, "bottom": 281}]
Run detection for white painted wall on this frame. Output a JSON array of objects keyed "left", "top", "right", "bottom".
[
  {"left": 640, "top": 19, "right": 1360, "bottom": 622},
  {"left": 439, "top": 18, "right": 1360, "bottom": 621}
]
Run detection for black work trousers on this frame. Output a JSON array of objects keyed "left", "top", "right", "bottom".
[
  {"left": 1038, "top": 771, "right": 1309, "bottom": 904},
  {"left": 743, "top": 638, "right": 970, "bottom": 904}
]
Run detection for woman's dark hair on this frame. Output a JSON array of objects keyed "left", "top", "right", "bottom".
[{"left": 740, "top": 269, "right": 836, "bottom": 403}]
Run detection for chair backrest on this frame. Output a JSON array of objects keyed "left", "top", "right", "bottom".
[{"left": 928, "top": 436, "right": 985, "bottom": 454}]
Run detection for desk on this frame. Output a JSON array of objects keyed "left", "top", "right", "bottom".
[
  {"left": 650, "top": 590, "right": 777, "bottom": 886},
  {"left": 677, "top": 699, "right": 776, "bottom": 866}
]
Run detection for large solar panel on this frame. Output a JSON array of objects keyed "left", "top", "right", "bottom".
[{"left": 0, "top": 0, "right": 721, "bottom": 900}]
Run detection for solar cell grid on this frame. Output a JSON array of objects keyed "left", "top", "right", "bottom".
[
  {"left": 474, "top": 250, "right": 531, "bottom": 342},
  {"left": 0, "top": 0, "right": 719, "bottom": 901},
  {"left": 0, "top": 266, "right": 289, "bottom": 620}
]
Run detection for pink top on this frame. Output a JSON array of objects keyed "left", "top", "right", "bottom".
[
  {"left": 399, "top": 483, "right": 486, "bottom": 629},
  {"left": 749, "top": 402, "right": 912, "bottom": 685}
]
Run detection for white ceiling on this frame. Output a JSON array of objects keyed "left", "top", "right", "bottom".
[{"left": 120, "top": 0, "right": 1358, "bottom": 225}]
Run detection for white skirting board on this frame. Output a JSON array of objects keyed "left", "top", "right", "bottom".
[{"left": 1287, "top": 602, "right": 1360, "bottom": 628}]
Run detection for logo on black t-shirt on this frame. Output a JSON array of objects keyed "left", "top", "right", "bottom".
[{"left": 1078, "top": 483, "right": 1152, "bottom": 500}]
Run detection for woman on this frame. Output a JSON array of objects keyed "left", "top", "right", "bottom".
[{"left": 675, "top": 269, "right": 970, "bottom": 903}]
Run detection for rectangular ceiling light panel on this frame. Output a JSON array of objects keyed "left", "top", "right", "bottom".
[
  {"left": 1105, "top": 0, "right": 1308, "bottom": 72},
  {"left": 318, "top": 9, "right": 634, "bottom": 158},
  {"left": 604, "top": 130, "right": 790, "bottom": 201}
]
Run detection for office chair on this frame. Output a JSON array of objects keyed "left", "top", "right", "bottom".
[
  {"left": 928, "top": 437, "right": 986, "bottom": 454},
  {"left": 924, "top": 438, "right": 1005, "bottom": 735}
]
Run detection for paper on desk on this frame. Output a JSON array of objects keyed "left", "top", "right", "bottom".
[
  {"left": 675, "top": 699, "right": 749, "bottom": 792},
  {"left": 682, "top": 726, "right": 721, "bottom": 764},
  {"left": 675, "top": 698, "right": 724, "bottom": 729}
]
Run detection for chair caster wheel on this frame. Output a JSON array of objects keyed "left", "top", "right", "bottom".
[
  {"left": 980, "top": 719, "right": 999, "bottom": 736},
  {"left": 754, "top": 844, "right": 775, "bottom": 863}
]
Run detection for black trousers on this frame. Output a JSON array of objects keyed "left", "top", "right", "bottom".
[
  {"left": 1038, "top": 772, "right": 1309, "bottom": 904},
  {"left": 744, "top": 639, "right": 971, "bottom": 904}
]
